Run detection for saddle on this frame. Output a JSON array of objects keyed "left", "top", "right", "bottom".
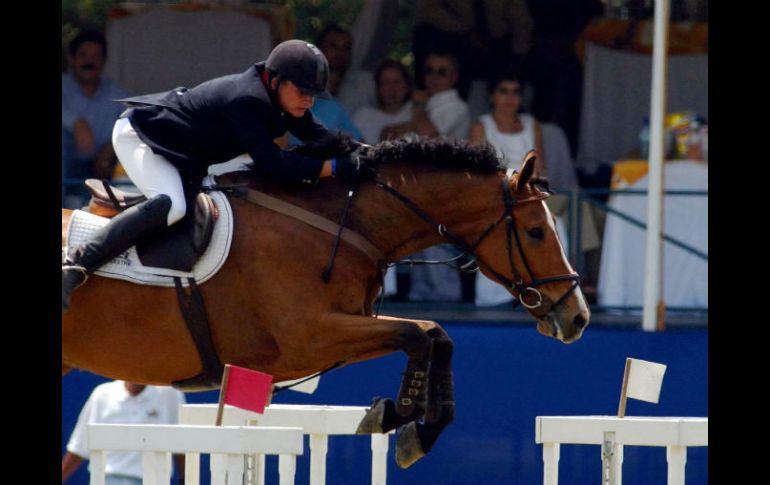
[{"left": 85, "top": 179, "right": 217, "bottom": 273}]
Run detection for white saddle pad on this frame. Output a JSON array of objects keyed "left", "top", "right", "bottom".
[{"left": 64, "top": 189, "right": 233, "bottom": 287}]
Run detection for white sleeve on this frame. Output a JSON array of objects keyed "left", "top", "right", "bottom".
[
  {"left": 430, "top": 104, "right": 471, "bottom": 140},
  {"left": 66, "top": 392, "right": 97, "bottom": 459}
]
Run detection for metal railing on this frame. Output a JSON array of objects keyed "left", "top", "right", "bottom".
[{"left": 557, "top": 186, "right": 708, "bottom": 314}]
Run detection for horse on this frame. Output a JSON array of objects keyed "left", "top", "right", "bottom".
[{"left": 61, "top": 136, "right": 590, "bottom": 468}]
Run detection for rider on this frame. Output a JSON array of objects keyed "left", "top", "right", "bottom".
[{"left": 62, "top": 39, "right": 374, "bottom": 312}]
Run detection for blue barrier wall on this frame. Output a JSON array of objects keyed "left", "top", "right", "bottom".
[{"left": 62, "top": 324, "right": 707, "bottom": 484}]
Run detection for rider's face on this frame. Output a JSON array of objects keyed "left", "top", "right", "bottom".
[{"left": 275, "top": 79, "right": 315, "bottom": 118}]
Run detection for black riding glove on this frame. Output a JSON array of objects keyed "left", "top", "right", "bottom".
[{"left": 335, "top": 146, "right": 377, "bottom": 186}]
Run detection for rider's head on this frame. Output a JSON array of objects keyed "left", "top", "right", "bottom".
[{"left": 265, "top": 39, "right": 331, "bottom": 118}]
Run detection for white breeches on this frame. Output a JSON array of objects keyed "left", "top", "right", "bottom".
[{"left": 112, "top": 117, "right": 186, "bottom": 226}]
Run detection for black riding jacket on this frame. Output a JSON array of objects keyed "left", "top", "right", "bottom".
[{"left": 119, "top": 62, "right": 334, "bottom": 184}]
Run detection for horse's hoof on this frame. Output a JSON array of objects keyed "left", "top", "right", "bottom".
[
  {"left": 356, "top": 398, "right": 388, "bottom": 434},
  {"left": 395, "top": 422, "right": 426, "bottom": 469}
]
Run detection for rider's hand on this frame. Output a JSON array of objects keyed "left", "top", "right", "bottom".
[
  {"left": 73, "top": 118, "right": 96, "bottom": 156},
  {"left": 335, "top": 146, "right": 377, "bottom": 186}
]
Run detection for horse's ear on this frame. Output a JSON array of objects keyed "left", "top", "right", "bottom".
[{"left": 515, "top": 150, "right": 537, "bottom": 191}]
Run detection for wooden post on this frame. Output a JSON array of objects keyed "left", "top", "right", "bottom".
[
  {"left": 617, "top": 358, "right": 632, "bottom": 418},
  {"left": 656, "top": 300, "right": 667, "bottom": 331},
  {"left": 216, "top": 364, "right": 232, "bottom": 426}
]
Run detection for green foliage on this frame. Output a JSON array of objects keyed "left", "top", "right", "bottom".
[{"left": 286, "top": 0, "right": 364, "bottom": 42}]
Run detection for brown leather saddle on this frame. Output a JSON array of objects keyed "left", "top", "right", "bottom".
[{"left": 85, "top": 179, "right": 218, "bottom": 272}]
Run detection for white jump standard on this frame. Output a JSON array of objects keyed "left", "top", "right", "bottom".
[
  {"left": 535, "top": 416, "right": 708, "bottom": 485},
  {"left": 87, "top": 423, "right": 304, "bottom": 485}
]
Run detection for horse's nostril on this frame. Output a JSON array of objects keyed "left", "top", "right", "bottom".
[{"left": 573, "top": 314, "right": 586, "bottom": 330}]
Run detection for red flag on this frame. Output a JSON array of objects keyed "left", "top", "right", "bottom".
[{"left": 221, "top": 364, "right": 273, "bottom": 414}]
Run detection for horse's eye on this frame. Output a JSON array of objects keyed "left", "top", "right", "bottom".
[{"left": 527, "top": 227, "right": 544, "bottom": 240}]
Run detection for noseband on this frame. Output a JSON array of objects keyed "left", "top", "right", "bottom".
[{"left": 375, "top": 170, "right": 580, "bottom": 317}]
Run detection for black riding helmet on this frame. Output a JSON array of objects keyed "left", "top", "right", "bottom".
[{"left": 265, "top": 39, "right": 332, "bottom": 99}]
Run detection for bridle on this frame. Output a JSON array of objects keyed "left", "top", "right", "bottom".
[{"left": 374, "top": 169, "right": 580, "bottom": 318}]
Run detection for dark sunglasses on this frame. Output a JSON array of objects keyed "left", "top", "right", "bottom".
[{"left": 425, "top": 67, "right": 451, "bottom": 77}]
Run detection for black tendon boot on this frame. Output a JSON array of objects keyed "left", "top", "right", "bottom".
[{"left": 62, "top": 194, "right": 172, "bottom": 313}]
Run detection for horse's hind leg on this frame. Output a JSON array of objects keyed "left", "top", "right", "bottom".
[{"left": 395, "top": 325, "right": 456, "bottom": 469}]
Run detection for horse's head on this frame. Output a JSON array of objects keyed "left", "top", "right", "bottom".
[{"left": 474, "top": 151, "right": 590, "bottom": 343}]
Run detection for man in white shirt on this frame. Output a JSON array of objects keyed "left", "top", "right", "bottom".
[
  {"left": 62, "top": 380, "right": 186, "bottom": 484},
  {"left": 382, "top": 51, "right": 471, "bottom": 141}
]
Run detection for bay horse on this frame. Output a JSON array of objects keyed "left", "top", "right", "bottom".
[{"left": 61, "top": 136, "right": 589, "bottom": 468}]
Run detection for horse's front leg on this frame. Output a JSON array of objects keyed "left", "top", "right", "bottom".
[
  {"left": 396, "top": 325, "right": 456, "bottom": 468},
  {"left": 314, "top": 313, "right": 436, "bottom": 465}
]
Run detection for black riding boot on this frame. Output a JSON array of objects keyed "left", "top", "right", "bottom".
[{"left": 62, "top": 194, "right": 172, "bottom": 313}]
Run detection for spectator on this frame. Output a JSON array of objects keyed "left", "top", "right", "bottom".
[
  {"left": 352, "top": 58, "right": 413, "bottom": 144},
  {"left": 469, "top": 73, "right": 545, "bottom": 177},
  {"left": 316, "top": 24, "right": 376, "bottom": 117},
  {"left": 61, "top": 380, "right": 186, "bottom": 484},
  {"left": 62, "top": 29, "right": 129, "bottom": 208},
  {"left": 381, "top": 51, "right": 470, "bottom": 142}
]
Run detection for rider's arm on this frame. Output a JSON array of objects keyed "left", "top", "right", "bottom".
[
  {"left": 226, "top": 100, "right": 330, "bottom": 184},
  {"left": 287, "top": 109, "right": 333, "bottom": 143}
]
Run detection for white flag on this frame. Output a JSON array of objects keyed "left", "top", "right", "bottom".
[{"left": 626, "top": 358, "right": 667, "bottom": 403}]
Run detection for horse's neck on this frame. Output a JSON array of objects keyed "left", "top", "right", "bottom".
[
  {"left": 360, "top": 167, "right": 504, "bottom": 261},
  {"left": 234, "top": 168, "right": 504, "bottom": 263}
]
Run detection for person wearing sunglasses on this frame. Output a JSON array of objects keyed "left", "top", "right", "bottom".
[
  {"left": 469, "top": 72, "right": 544, "bottom": 177},
  {"left": 381, "top": 51, "right": 471, "bottom": 143}
]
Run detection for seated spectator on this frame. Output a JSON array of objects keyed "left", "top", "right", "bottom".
[
  {"left": 381, "top": 51, "right": 471, "bottom": 142},
  {"left": 352, "top": 59, "right": 413, "bottom": 144},
  {"left": 316, "top": 24, "right": 376, "bottom": 117},
  {"left": 62, "top": 380, "right": 186, "bottom": 484},
  {"left": 62, "top": 29, "right": 129, "bottom": 208},
  {"left": 469, "top": 72, "right": 545, "bottom": 176}
]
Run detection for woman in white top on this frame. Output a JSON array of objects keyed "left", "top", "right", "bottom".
[
  {"left": 469, "top": 74, "right": 545, "bottom": 176},
  {"left": 352, "top": 59, "right": 413, "bottom": 144}
]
